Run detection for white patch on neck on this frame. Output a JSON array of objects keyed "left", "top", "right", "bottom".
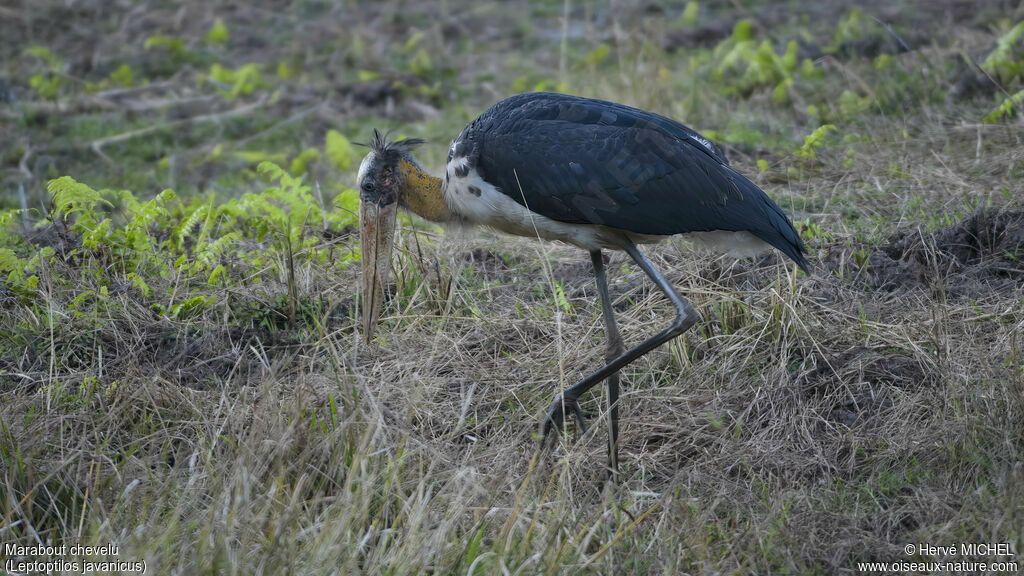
[{"left": 446, "top": 156, "right": 472, "bottom": 178}]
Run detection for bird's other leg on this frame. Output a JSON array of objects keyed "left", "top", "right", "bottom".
[
  {"left": 591, "top": 250, "right": 626, "bottom": 481},
  {"left": 541, "top": 238, "right": 700, "bottom": 457},
  {"left": 540, "top": 251, "right": 625, "bottom": 467}
]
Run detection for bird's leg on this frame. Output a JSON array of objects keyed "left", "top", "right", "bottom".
[
  {"left": 541, "top": 250, "right": 621, "bottom": 447},
  {"left": 591, "top": 250, "right": 626, "bottom": 481},
  {"left": 541, "top": 238, "right": 700, "bottom": 459},
  {"left": 541, "top": 393, "right": 587, "bottom": 442}
]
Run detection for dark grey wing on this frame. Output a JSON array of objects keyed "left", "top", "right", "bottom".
[{"left": 458, "top": 92, "right": 809, "bottom": 271}]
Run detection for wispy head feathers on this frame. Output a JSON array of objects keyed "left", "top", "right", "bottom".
[{"left": 361, "top": 129, "right": 425, "bottom": 158}]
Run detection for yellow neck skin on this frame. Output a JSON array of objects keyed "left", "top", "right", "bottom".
[{"left": 396, "top": 156, "right": 450, "bottom": 223}]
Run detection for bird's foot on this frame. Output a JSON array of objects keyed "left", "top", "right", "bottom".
[{"left": 540, "top": 393, "right": 587, "bottom": 447}]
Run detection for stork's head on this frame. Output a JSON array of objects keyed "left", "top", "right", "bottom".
[{"left": 357, "top": 130, "right": 425, "bottom": 344}]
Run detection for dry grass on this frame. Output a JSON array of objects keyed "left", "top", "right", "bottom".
[{"left": 3, "top": 0, "right": 1024, "bottom": 574}]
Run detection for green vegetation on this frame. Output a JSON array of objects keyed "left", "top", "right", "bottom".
[
  {"left": 1, "top": 1, "right": 1022, "bottom": 574},
  {"left": 1, "top": 162, "right": 359, "bottom": 328}
]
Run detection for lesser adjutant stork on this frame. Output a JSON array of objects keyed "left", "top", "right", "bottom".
[{"left": 358, "top": 92, "right": 810, "bottom": 478}]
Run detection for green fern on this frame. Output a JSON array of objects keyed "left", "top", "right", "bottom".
[
  {"left": 171, "top": 295, "right": 212, "bottom": 319},
  {"left": 826, "top": 9, "right": 865, "bottom": 54},
  {"left": 144, "top": 35, "right": 186, "bottom": 55},
  {"left": 983, "top": 89, "right": 1024, "bottom": 123},
  {"left": 290, "top": 147, "right": 322, "bottom": 176},
  {"left": 171, "top": 202, "right": 209, "bottom": 252},
  {"left": 981, "top": 20, "right": 1024, "bottom": 81},
  {"left": 678, "top": 2, "right": 699, "bottom": 27},
  {"left": 204, "top": 19, "right": 230, "bottom": 45},
  {"left": 108, "top": 64, "right": 134, "bottom": 87},
  {"left": 123, "top": 189, "right": 174, "bottom": 252},
  {"left": 713, "top": 23, "right": 806, "bottom": 100},
  {"left": 126, "top": 272, "right": 152, "bottom": 298},
  {"left": 206, "top": 63, "right": 262, "bottom": 99},
  {"left": 326, "top": 130, "right": 355, "bottom": 171},
  {"left": 553, "top": 281, "right": 573, "bottom": 315},
  {"left": 795, "top": 124, "right": 837, "bottom": 159},
  {"left": 0, "top": 210, "right": 24, "bottom": 248},
  {"left": 25, "top": 46, "right": 64, "bottom": 100},
  {"left": 48, "top": 176, "right": 110, "bottom": 217},
  {"left": 206, "top": 264, "right": 227, "bottom": 286},
  {"left": 26, "top": 166, "right": 355, "bottom": 316},
  {"left": 192, "top": 231, "right": 241, "bottom": 273},
  {"left": 0, "top": 248, "right": 27, "bottom": 286}
]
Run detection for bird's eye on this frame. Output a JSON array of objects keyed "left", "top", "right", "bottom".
[{"left": 361, "top": 180, "right": 375, "bottom": 192}]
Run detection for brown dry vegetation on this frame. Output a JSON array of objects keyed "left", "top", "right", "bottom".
[{"left": 2, "top": 0, "right": 1024, "bottom": 574}]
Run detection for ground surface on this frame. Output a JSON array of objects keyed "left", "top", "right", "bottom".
[{"left": 2, "top": 0, "right": 1023, "bottom": 574}]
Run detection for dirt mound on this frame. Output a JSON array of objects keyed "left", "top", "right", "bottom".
[
  {"left": 803, "top": 347, "right": 938, "bottom": 426},
  {"left": 861, "top": 209, "right": 1024, "bottom": 297},
  {"left": 461, "top": 248, "right": 526, "bottom": 282}
]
